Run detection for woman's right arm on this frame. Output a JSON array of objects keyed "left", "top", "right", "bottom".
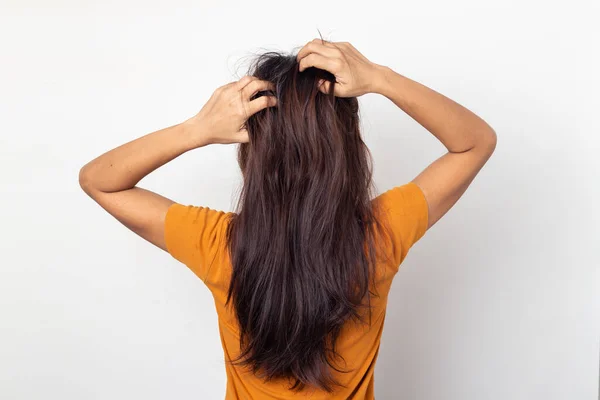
[
  {"left": 297, "top": 39, "right": 497, "bottom": 230},
  {"left": 372, "top": 66, "right": 497, "bottom": 229}
]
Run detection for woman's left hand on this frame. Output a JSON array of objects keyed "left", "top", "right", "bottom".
[{"left": 184, "top": 75, "right": 277, "bottom": 146}]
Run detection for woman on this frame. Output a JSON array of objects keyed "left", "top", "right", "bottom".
[{"left": 79, "top": 39, "right": 497, "bottom": 399}]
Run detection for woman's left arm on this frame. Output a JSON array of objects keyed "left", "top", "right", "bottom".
[{"left": 79, "top": 76, "right": 276, "bottom": 251}]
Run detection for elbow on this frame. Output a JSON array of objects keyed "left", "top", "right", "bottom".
[
  {"left": 486, "top": 127, "right": 498, "bottom": 154},
  {"left": 476, "top": 126, "right": 497, "bottom": 157},
  {"left": 78, "top": 164, "right": 94, "bottom": 195}
]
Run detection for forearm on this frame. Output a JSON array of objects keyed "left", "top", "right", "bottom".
[
  {"left": 79, "top": 120, "right": 207, "bottom": 194},
  {"left": 372, "top": 65, "right": 496, "bottom": 153}
]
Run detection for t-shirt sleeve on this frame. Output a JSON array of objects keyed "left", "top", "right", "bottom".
[
  {"left": 164, "top": 203, "right": 231, "bottom": 283},
  {"left": 373, "top": 182, "right": 429, "bottom": 268}
]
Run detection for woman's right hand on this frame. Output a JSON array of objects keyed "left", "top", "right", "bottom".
[{"left": 296, "top": 38, "right": 385, "bottom": 97}]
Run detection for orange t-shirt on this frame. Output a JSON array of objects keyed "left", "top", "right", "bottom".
[{"left": 164, "top": 182, "right": 429, "bottom": 399}]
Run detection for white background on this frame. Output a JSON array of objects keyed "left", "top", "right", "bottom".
[{"left": 1, "top": 1, "right": 598, "bottom": 399}]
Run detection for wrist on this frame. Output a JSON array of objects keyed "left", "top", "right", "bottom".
[
  {"left": 181, "top": 117, "right": 212, "bottom": 148},
  {"left": 369, "top": 64, "right": 394, "bottom": 96}
]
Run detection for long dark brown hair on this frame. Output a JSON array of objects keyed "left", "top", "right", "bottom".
[{"left": 224, "top": 50, "right": 391, "bottom": 393}]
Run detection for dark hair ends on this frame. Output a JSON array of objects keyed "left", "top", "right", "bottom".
[{"left": 225, "top": 51, "right": 391, "bottom": 393}]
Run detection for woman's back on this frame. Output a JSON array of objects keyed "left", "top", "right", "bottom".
[{"left": 164, "top": 182, "right": 429, "bottom": 399}]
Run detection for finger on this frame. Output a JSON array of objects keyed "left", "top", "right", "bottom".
[
  {"left": 246, "top": 95, "right": 277, "bottom": 116},
  {"left": 236, "top": 129, "right": 250, "bottom": 143},
  {"left": 317, "top": 79, "right": 332, "bottom": 94},
  {"left": 297, "top": 42, "right": 338, "bottom": 62},
  {"left": 298, "top": 53, "right": 341, "bottom": 73},
  {"left": 296, "top": 41, "right": 340, "bottom": 62},
  {"left": 241, "top": 79, "right": 275, "bottom": 100},
  {"left": 235, "top": 75, "right": 258, "bottom": 90}
]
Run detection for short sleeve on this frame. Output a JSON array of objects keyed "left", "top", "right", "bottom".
[
  {"left": 164, "top": 203, "right": 232, "bottom": 282},
  {"left": 373, "top": 182, "right": 429, "bottom": 268}
]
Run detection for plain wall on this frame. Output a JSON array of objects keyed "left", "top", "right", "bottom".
[{"left": 1, "top": 0, "right": 598, "bottom": 399}]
